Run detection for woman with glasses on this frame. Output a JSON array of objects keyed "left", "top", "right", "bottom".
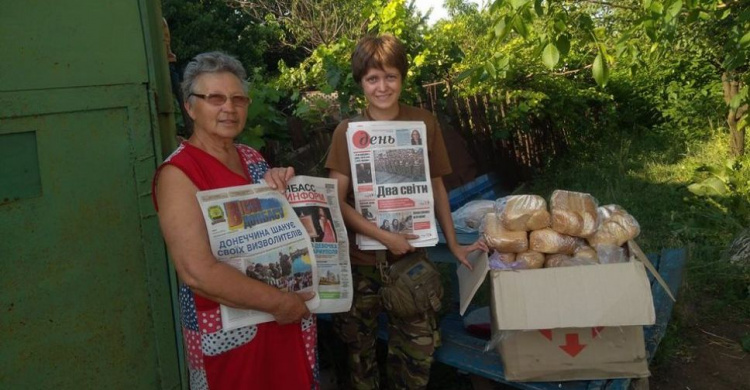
[{"left": 152, "top": 52, "right": 318, "bottom": 390}]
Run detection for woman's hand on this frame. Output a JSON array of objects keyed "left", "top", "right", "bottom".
[
  {"left": 381, "top": 231, "right": 418, "bottom": 256},
  {"left": 264, "top": 167, "right": 295, "bottom": 193},
  {"left": 449, "top": 239, "right": 489, "bottom": 271},
  {"left": 271, "top": 290, "right": 315, "bottom": 325}
]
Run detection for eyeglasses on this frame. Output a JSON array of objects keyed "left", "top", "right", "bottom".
[{"left": 189, "top": 93, "right": 251, "bottom": 107}]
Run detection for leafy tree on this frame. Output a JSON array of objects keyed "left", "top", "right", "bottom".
[
  {"left": 162, "top": 0, "right": 300, "bottom": 149},
  {"left": 483, "top": 0, "right": 749, "bottom": 156},
  {"left": 162, "top": 0, "right": 303, "bottom": 74},
  {"left": 226, "top": 0, "right": 374, "bottom": 54},
  {"left": 275, "top": 0, "right": 432, "bottom": 121}
]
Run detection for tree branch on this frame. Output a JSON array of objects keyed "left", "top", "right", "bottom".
[{"left": 565, "top": 0, "right": 640, "bottom": 11}]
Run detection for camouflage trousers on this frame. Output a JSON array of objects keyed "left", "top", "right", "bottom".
[{"left": 334, "top": 259, "right": 440, "bottom": 390}]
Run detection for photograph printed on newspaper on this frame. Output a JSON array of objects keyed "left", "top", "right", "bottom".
[
  {"left": 196, "top": 183, "right": 319, "bottom": 330},
  {"left": 346, "top": 121, "right": 439, "bottom": 250},
  {"left": 285, "top": 176, "right": 352, "bottom": 314}
]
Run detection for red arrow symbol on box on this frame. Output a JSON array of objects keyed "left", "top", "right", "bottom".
[
  {"left": 560, "top": 333, "right": 586, "bottom": 357},
  {"left": 538, "top": 329, "right": 553, "bottom": 341}
]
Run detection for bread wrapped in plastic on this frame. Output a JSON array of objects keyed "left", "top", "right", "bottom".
[
  {"left": 595, "top": 244, "right": 628, "bottom": 264},
  {"left": 547, "top": 253, "right": 599, "bottom": 267},
  {"left": 515, "top": 251, "right": 545, "bottom": 269},
  {"left": 544, "top": 254, "right": 571, "bottom": 268},
  {"left": 452, "top": 200, "right": 496, "bottom": 231},
  {"left": 482, "top": 213, "right": 529, "bottom": 253},
  {"left": 550, "top": 190, "right": 599, "bottom": 237},
  {"left": 587, "top": 205, "right": 641, "bottom": 246},
  {"left": 574, "top": 245, "right": 598, "bottom": 262},
  {"left": 529, "top": 228, "right": 578, "bottom": 254},
  {"left": 498, "top": 195, "right": 551, "bottom": 231},
  {"left": 488, "top": 252, "right": 518, "bottom": 270},
  {"left": 497, "top": 252, "right": 516, "bottom": 264}
]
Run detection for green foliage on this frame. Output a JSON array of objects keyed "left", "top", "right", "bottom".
[
  {"left": 275, "top": 0, "right": 433, "bottom": 125},
  {"left": 236, "top": 69, "right": 289, "bottom": 149},
  {"left": 686, "top": 158, "right": 750, "bottom": 231},
  {"left": 162, "top": 0, "right": 300, "bottom": 74}
]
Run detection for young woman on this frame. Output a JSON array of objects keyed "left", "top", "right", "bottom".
[{"left": 325, "top": 35, "right": 487, "bottom": 390}]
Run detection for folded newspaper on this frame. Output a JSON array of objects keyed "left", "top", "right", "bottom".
[
  {"left": 346, "top": 121, "right": 439, "bottom": 250},
  {"left": 196, "top": 176, "right": 352, "bottom": 330},
  {"left": 284, "top": 176, "right": 352, "bottom": 313}
]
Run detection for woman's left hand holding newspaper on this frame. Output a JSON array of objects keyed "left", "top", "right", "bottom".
[{"left": 264, "top": 167, "right": 295, "bottom": 193}]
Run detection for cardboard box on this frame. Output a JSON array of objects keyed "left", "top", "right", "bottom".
[{"left": 459, "top": 247, "right": 656, "bottom": 381}]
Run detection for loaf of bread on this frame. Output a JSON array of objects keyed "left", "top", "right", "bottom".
[
  {"left": 529, "top": 228, "right": 578, "bottom": 254},
  {"left": 544, "top": 254, "right": 571, "bottom": 268},
  {"left": 587, "top": 205, "right": 641, "bottom": 246},
  {"left": 545, "top": 253, "right": 598, "bottom": 267},
  {"left": 483, "top": 213, "right": 529, "bottom": 253},
  {"left": 499, "top": 195, "right": 551, "bottom": 231},
  {"left": 574, "top": 245, "right": 598, "bottom": 262},
  {"left": 496, "top": 252, "right": 516, "bottom": 264},
  {"left": 550, "top": 190, "right": 599, "bottom": 237},
  {"left": 515, "top": 251, "right": 545, "bottom": 269}
]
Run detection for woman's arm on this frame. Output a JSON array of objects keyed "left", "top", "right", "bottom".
[{"left": 156, "top": 165, "right": 313, "bottom": 324}]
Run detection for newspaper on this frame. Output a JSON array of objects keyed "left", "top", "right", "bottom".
[
  {"left": 284, "top": 176, "right": 352, "bottom": 313},
  {"left": 197, "top": 183, "right": 320, "bottom": 330},
  {"left": 346, "top": 121, "right": 439, "bottom": 250}
]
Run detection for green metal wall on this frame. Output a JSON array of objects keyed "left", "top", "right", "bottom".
[{"left": 0, "top": 1, "right": 181, "bottom": 388}]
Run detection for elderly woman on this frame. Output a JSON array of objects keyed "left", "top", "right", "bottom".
[{"left": 152, "top": 52, "right": 318, "bottom": 389}]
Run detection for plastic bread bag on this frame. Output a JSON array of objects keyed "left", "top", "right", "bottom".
[
  {"left": 549, "top": 190, "right": 600, "bottom": 237},
  {"left": 451, "top": 200, "right": 496, "bottom": 233},
  {"left": 482, "top": 213, "right": 529, "bottom": 253},
  {"left": 485, "top": 330, "right": 520, "bottom": 353},
  {"left": 544, "top": 253, "right": 571, "bottom": 268},
  {"left": 588, "top": 204, "right": 641, "bottom": 246},
  {"left": 574, "top": 245, "right": 598, "bottom": 262},
  {"left": 488, "top": 251, "right": 544, "bottom": 270},
  {"left": 514, "top": 251, "right": 545, "bottom": 269},
  {"left": 497, "top": 195, "right": 551, "bottom": 231},
  {"left": 595, "top": 243, "right": 628, "bottom": 264},
  {"left": 488, "top": 252, "right": 516, "bottom": 269},
  {"left": 529, "top": 228, "right": 579, "bottom": 254}
]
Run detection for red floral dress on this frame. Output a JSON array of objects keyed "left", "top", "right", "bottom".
[{"left": 153, "top": 142, "right": 318, "bottom": 390}]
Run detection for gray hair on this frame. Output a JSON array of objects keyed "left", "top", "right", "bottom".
[{"left": 181, "top": 51, "right": 248, "bottom": 103}]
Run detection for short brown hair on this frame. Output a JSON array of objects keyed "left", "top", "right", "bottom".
[{"left": 351, "top": 35, "right": 408, "bottom": 84}]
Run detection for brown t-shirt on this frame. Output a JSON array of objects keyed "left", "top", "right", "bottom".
[{"left": 325, "top": 104, "right": 452, "bottom": 264}]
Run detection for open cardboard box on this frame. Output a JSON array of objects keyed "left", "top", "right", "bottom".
[{"left": 458, "top": 241, "right": 670, "bottom": 382}]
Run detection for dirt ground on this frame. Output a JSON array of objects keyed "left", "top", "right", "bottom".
[{"left": 651, "top": 322, "right": 749, "bottom": 390}]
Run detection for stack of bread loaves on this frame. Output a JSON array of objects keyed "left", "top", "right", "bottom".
[{"left": 482, "top": 191, "right": 641, "bottom": 269}]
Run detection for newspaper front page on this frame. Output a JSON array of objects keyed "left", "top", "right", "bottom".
[
  {"left": 346, "top": 121, "right": 439, "bottom": 250},
  {"left": 285, "top": 176, "right": 352, "bottom": 313},
  {"left": 197, "top": 183, "right": 320, "bottom": 330}
]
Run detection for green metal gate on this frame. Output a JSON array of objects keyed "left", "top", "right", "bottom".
[{"left": 0, "top": 1, "right": 181, "bottom": 388}]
